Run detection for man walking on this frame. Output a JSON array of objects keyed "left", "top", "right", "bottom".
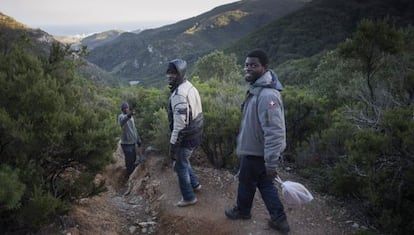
[
  {"left": 166, "top": 59, "right": 204, "bottom": 207},
  {"left": 225, "top": 49, "right": 290, "bottom": 233}
]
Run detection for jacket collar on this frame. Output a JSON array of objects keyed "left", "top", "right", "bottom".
[{"left": 248, "top": 70, "right": 283, "bottom": 95}]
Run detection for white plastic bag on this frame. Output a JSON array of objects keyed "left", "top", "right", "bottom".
[{"left": 275, "top": 176, "right": 314, "bottom": 205}]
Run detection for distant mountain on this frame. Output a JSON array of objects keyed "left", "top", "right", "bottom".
[
  {"left": 53, "top": 35, "right": 83, "bottom": 45},
  {"left": 77, "top": 60, "right": 121, "bottom": 86},
  {"left": 0, "top": 12, "right": 55, "bottom": 56},
  {"left": 0, "top": 13, "right": 119, "bottom": 86},
  {"left": 86, "top": 0, "right": 307, "bottom": 87},
  {"left": 80, "top": 30, "right": 126, "bottom": 50},
  {"left": 226, "top": 0, "right": 414, "bottom": 67},
  {"left": 0, "top": 12, "right": 29, "bottom": 30},
  {"left": 54, "top": 30, "right": 126, "bottom": 50}
]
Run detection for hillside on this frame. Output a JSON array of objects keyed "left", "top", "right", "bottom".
[
  {"left": 54, "top": 146, "right": 365, "bottom": 235},
  {"left": 81, "top": 30, "right": 127, "bottom": 50},
  {"left": 227, "top": 0, "right": 414, "bottom": 67},
  {"left": 0, "top": 13, "right": 125, "bottom": 87},
  {"left": 54, "top": 30, "right": 127, "bottom": 51},
  {"left": 85, "top": 0, "right": 307, "bottom": 87},
  {"left": 0, "top": 12, "right": 54, "bottom": 56}
]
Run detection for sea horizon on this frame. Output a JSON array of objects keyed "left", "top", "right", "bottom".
[{"left": 32, "top": 20, "right": 172, "bottom": 37}]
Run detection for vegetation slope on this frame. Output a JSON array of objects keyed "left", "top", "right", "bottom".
[
  {"left": 1, "top": 0, "right": 414, "bottom": 234},
  {"left": 85, "top": 0, "right": 307, "bottom": 87}
]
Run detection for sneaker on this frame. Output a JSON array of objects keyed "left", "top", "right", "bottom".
[
  {"left": 134, "top": 156, "right": 146, "bottom": 165},
  {"left": 225, "top": 206, "right": 252, "bottom": 220},
  {"left": 175, "top": 198, "right": 197, "bottom": 207},
  {"left": 193, "top": 184, "right": 202, "bottom": 192},
  {"left": 268, "top": 217, "right": 290, "bottom": 234}
]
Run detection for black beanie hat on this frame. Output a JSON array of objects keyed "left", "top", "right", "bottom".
[{"left": 121, "top": 101, "right": 129, "bottom": 110}]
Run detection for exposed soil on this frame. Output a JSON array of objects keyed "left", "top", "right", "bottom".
[{"left": 58, "top": 146, "right": 367, "bottom": 235}]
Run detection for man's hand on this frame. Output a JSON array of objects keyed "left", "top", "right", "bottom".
[
  {"left": 127, "top": 110, "right": 135, "bottom": 118},
  {"left": 136, "top": 136, "right": 142, "bottom": 147},
  {"left": 265, "top": 166, "right": 278, "bottom": 179},
  {"left": 169, "top": 143, "right": 178, "bottom": 161}
]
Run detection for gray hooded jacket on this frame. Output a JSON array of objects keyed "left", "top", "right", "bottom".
[
  {"left": 236, "top": 70, "right": 286, "bottom": 168},
  {"left": 118, "top": 114, "right": 138, "bottom": 145}
]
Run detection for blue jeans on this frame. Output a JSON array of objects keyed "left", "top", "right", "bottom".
[
  {"left": 237, "top": 155, "right": 286, "bottom": 221},
  {"left": 174, "top": 146, "right": 200, "bottom": 201},
  {"left": 121, "top": 144, "right": 137, "bottom": 175}
]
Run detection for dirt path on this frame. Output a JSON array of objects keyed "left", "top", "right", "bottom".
[{"left": 64, "top": 147, "right": 363, "bottom": 235}]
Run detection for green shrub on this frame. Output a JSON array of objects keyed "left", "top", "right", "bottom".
[
  {"left": 0, "top": 165, "right": 25, "bottom": 210},
  {"left": 148, "top": 107, "right": 170, "bottom": 155},
  {"left": 0, "top": 38, "right": 118, "bottom": 232},
  {"left": 18, "top": 186, "right": 68, "bottom": 230},
  {"left": 329, "top": 108, "right": 414, "bottom": 233},
  {"left": 195, "top": 79, "right": 244, "bottom": 168}
]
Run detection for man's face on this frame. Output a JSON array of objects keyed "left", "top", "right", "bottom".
[
  {"left": 244, "top": 57, "right": 266, "bottom": 83},
  {"left": 122, "top": 106, "right": 129, "bottom": 114},
  {"left": 166, "top": 72, "right": 179, "bottom": 88}
]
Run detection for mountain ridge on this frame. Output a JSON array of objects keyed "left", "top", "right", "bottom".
[
  {"left": 0, "top": 12, "right": 55, "bottom": 57},
  {"left": 85, "top": 0, "right": 308, "bottom": 86},
  {"left": 3, "top": 0, "right": 412, "bottom": 88},
  {"left": 0, "top": 13, "right": 122, "bottom": 87},
  {"left": 226, "top": 0, "right": 414, "bottom": 68}
]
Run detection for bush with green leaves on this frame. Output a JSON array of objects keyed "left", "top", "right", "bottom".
[
  {"left": 324, "top": 20, "right": 414, "bottom": 234},
  {"left": 191, "top": 50, "right": 242, "bottom": 83},
  {"left": 194, "top": 79, "right": 245, "bottom": 168},
  {"left": 282, "top": 86, "right": 330, "bottom": 161},
  {"left": 330, "top": 107, "right": 414, "bottom": 234},
  {"left": 0, "top": 165, "right": 25, "bottom": 210},
  {"left": 0, "top": 41, "right": 118, "bottom": 231},
  {"left": 148, "top": 107, "right": 170, "bottom": 155},
  {"left": 279, "top": 19, "right": 413, "bottom": 233}
]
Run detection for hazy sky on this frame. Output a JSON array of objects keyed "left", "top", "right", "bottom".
[{"left": 2, "top": 0, "right": 238, "bottom": 36}]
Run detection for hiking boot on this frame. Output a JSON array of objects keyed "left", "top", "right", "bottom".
[
  {"left": 193, "top": 184, "right": 202, "bottom": 192},
  {"left": 175, "top": 198, "right": 197, "bottom": 207},
  {"left": 268, "top": 217, "right": 290, "bottom": 234},
  {"left": 225, "top": 206, "right": 251, "bottom": 220}
]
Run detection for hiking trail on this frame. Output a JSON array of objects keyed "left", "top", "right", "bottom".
[{"left": 59, "top": 146, "right": 366, "bottom": 235}]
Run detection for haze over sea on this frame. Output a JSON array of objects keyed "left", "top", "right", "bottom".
[
  {"left": 3, "top": 0, "right": 238, "bottom": 37},
  {"left": 38, "top": 20, "right": 171, "bottom": 37}
]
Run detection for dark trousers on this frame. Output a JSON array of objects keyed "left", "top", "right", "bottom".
[
  {"left": 121, "top": 144, "right": 137, "bottom": 176},
  {"left": 237, "top": 155, "right": 286, "bottom": 221}
]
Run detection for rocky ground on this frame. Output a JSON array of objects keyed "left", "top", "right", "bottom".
[{"left": 52, "top": 146, "right": 369, "bottom": 235}]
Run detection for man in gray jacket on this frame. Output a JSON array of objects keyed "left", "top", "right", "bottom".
[
  {"left": 166, "top": 59, "right": 204, "bottom": 207},
  {"left": 225, "top": 49, "right": 290, "bottom": 233},
  {"left": 118, "top": 101, "right": 141, "bottom": 176}
]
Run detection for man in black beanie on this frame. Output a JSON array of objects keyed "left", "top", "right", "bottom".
[
  {"left": 166, "top": 59, "right": 204, "bottom": 207},
  {"left": 118, "top": 101, "right": 142, "bottom": 176}
]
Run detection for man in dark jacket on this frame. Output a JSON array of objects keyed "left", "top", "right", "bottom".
[
  {"left": 166, "top": 59, "right": 204, "bottom": 207},
  {"left": 225, "top": 49, "right": 290, "bottom": 233}
]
